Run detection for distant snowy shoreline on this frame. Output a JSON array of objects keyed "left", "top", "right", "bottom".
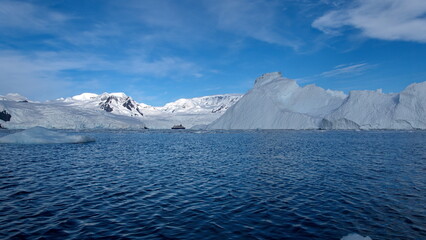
[
  {"left": 2, "top": 72, "right": 426, "bottom": 130},
  {"left": 0, "top": 92, "right": 241, "bottom": 130}
]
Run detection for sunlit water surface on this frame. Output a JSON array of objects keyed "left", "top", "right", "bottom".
[{"left": 0, "top": 130, "right": 425, "bottom": 240}]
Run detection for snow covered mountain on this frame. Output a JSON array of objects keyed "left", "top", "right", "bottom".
[
  {"left": 208, "top": 72, "right": 426, "bottom": 130},
  {"left": 161, "top": 95, "right": 241, "bottom": 114},
  {"left": 0, "top": 92, "right": 242, "bottom": 129},
  {"left": 0, "top": 94, "right": 146, "bottom": 130},
  {"left": 62, "top": 92, "right": 144, "bottom": 117},
  {"left": 136, "top": 94, "right": 242, "bottom": 129}
]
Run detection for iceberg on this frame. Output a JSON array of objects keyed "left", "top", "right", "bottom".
[
  {"left": 208, "top": 72, "right": 426, "bottom": 130},
  {"left": 0, "top": 127, "right": 95, "bottom": 144},
  {"left": 321, "top": 81, "right": 426, "bottom": 129},
  {"left": 208, "top": 72, "right": 346, "bottom": 129},
  {"left": 341, "top": 233, "right": 372, "bottom": 240}
]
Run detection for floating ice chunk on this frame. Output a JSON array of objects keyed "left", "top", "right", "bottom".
[
  {"left": 0, "top": 127, "right": 95, "bottom": 144},
  {"left": 341, "top": 233, "right": 372, "bottom": 240}
]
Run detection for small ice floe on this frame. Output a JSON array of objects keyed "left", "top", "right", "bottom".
[
  {"left": 341, "top": 233, "right": 372, "bottom": 240},
  {"left": 0, "top": 126, "right": 95, "bottom": 144}
]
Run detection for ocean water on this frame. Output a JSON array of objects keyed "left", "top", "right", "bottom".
[{"left": 0, "top": 130, "right": 425, "bottom": 240}]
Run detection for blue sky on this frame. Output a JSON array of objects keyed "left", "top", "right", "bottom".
[{"left": 1, "top": 0, "right": 426, "bottom": 105}]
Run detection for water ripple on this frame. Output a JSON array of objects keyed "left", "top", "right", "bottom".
[{"left": 0, "top": 130, "right": 425, "bottom": 239}]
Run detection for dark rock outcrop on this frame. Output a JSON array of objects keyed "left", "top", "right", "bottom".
[
  {"left": 99, "top": 96, "right": 115, "bottom": 112},
  {"left": 0, "top": 110, "right": 11, "bottom": 121},
  {"left": 136, "top": 107, "right": 144, "bottom": 116},
  {"left": 123, "top": 98, "right": 135, "bottom": 111}
]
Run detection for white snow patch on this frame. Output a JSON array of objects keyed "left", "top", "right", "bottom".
[
  {"left": 70, "top": 93, "right": 99, "bottom": 101},
  {"left": 0, "top": 127, "right": 95, "bottom": 144},
  {"left": 0, "top": 93, "right": 28, "bottom": 102},
  {"left": 341, "top": 233, "right": 372, "bottom": 240},
  {"left": 108, "top": 92, "right": 128, "bottom": 98}
]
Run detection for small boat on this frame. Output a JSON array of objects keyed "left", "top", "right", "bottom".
[{"left": 171, "top": 124, "right": 185, "bottom": 129}]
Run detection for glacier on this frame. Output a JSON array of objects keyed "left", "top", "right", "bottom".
[
  {"left": 0, "top": 92, "right": 241, "bottom": 129},
  {"left": 0, "top": 95, "right": 147, "bottom": 130},
  {"left": 0, "top": 127, "right": 95, "bottom": 144},
  {"left": 208, "top": 72, "right": 426, "bottom": 130},
  {"left": 140, "top": 94, "right": 241, "bottom": 129}
]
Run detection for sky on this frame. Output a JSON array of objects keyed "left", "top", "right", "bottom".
[{"left": 1, "top": 0, "right": 426, "bottom": 106}]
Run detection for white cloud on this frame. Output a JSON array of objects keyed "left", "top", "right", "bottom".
[
  {"left": 124, "top": 57, "right": 202, "bottom": 77},
  {"left": 312, "top": 0, "right": 426, "bottom": 43},
  {"left": 319, "top": 63, "right": 372, "bottom": 78},
  {"left": 0, "top": 0, "right": 69, "bottom": 32},
  {"left": 115, "top": 0, "right": 302, "bottom": 49},
  {"left": 206, "top": 0, "right": 302, "bottom": 48},
  {"left": 0, "top": 51, "right": 73, "bottom": 100},
  {"left": 0, "top": 50, "right": 202, "bottom": 100},
  {"left": 295, "top": 62, "right": 374, "bottom": 84}
]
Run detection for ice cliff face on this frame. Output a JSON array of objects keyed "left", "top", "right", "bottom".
[
  {"left": 321, "top": 82, "right": 426, "bottom": 129},
  {"left": 209, "top": 72, "right": 426, "bottom": 130}
]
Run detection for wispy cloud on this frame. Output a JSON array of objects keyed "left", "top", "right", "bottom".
[
  {"left": 312, "top": 0, "right": 426, "bottom": 43},
  {"left": 205, "top": 0, "right": 302, "bottom": 49},
  {"left": 123, "top": 57, "right": 201, "bottom": 77},
  {"left": 319, "top": 63, "right": 373, "bottom": 78},
  {"left": 0, "top": 50, "right": 202, "bottom": 100},
  {"left": 110, "top": 0, "right": 302, "bottom": 49},
  {"left": 0, "top": 0, "right": 69, "bottom": 32},
  {"left": 296, "top": 62, "right": 375, "bottom": 83},
  {"left": 0, "top": 51, "right": 73, "bottom": 100}
]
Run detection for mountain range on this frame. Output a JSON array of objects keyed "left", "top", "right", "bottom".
[{"left": 0, "top": 92, "right": 242, "bottom": 129}]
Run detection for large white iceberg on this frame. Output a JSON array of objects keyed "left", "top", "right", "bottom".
[
  {"left": 208, "top": 72, "right": 426, "bottom": 130},
  {"left": 0, "top": 127, "right": 95, "bottom": 144},
  {"left": 208, "top": 72, "right": 346, "bottom": 129}
]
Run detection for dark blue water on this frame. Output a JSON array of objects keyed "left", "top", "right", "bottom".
[{"left": 0, "top": 130, "right": 425, "bottom": 240}]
